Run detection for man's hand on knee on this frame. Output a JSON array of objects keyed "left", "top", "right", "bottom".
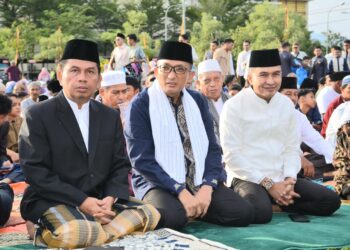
[
  {"left": 195, "top": 185, "right": 213, "bottom": 218},
  {"left": 79, "top": 197, "right": 116, "bottom": 218},
  {"left": 178, "top": 189, "right": 200, "bottom": 219}
]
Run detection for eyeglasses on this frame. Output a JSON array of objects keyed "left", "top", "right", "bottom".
[{"left": 157, "top": 64, "right": 189, "bottom": 75}]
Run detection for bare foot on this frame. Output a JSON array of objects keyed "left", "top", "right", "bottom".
[{"left": 26, "top": 221, "right": 35, "bottom": 240}]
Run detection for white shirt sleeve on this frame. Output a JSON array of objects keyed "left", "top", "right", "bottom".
[
  {"left": 326, "top": 108, "right": 342, "bottom": 150},
  {"left": 299, "top": 111, "right": 334, "bottom": 163},
  {"left": 282, "top": 107, "right": 302, "bottom": 179},
  {"left": 236, "top": 52, "right": 243, "bottom": 76}
]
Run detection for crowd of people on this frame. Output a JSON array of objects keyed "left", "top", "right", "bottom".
[{"left": 0, "top": 32, "right": 349, "bottom": 248}]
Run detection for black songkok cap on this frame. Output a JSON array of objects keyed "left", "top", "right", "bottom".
[
  {"left": 158, "top": 41, "right": 193, "bottom": 65},
  {"left": 330, "top": 71, "right": 350, "bottom": 82},
  {"left": 61, "top": 39, "right": 100, "bottom": 66},
  {"left": 249, "top": 49, "right": 281, "bottom": 68},
  {"left": 280, "top": 77, "right": 297, "bottom": 90},
  {"left": 126, "top": 76, "right": 141, "bottom": 90},
  {"left": 300, "top": 78, "right": 318, "bottom": 89}
]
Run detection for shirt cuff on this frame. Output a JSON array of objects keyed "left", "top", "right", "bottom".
[
  {"left": 202, "top": 178, "right": 219, "bottom": 189},
  {"left": 172, "top": 182, "right": 186, "bottom": 195}
]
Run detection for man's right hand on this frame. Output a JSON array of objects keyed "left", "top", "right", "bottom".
[
  {"left": 301, "top": 156, "right": 315, "bottom": 177},
  {"left": 178, "top": 189, "right": 200, "bottom": 219},
  {"left": 268, "top": 181, "right": 293, "bottom": 206},
  {"left": 79, "top": 197, "right": 116, "bottom": 218}
]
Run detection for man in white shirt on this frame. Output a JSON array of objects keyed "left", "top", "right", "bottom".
[
  {"left": 108, "top": 33, "right": 130, "bottom": 71},
  {"left": 291, "top": 42, "right": 307, "bottom": 62},
  {"left": 220, "top": 49, "right": 340, "bottom": 224},
  {"left": 236, "top": 40, "right": 251, "bottom": 87},
  {"left": 279, "top": 77, "right": 334, "bottom": 179},
  {"left": 316, "top": 71, "right": 349, "bottom": 115},
  {"left": 197, "top": 59, "right": 230, "bottom": 146},
  {"left": 326, "top": 101, "right": 350, "bottom": 150}
]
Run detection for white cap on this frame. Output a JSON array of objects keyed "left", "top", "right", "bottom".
[
  {"left": 198, "top": 59, "right": 222, "bottom": 75},
  {"left": 101, "top": 71, "right": 126, "bottom": 87}
]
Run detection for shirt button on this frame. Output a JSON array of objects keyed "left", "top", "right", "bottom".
[{"left": 90, "top": 174, "right": 94, "bottom": 178}]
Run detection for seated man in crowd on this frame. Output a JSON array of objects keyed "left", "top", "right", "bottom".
[
  {"left": 317, "top": 71, "right": 350, "bottom": 116},
  {"left": 0, "top": 95, "right": 15, "bottom": 226},
  {"left": 99, "top": 70, "right": 128, "bottom": 110},
  {"left": 125, "top": 41, "right": 253, "bottom": 230},
  {"left": 19, "top": 39, "right": 158, "bottom": 248},
  {"left": 322, "top": 74, "right": 350, "bottom": 137},
  {"left": 333, "top": 104, "right": 350, "bottom": 200},
  {"left": 220, "top": 49, "right": 340, "bottom": 224},
  {"left": 126, "top": 76, "right": 141, "bottom": 101},
  {"left": 279, "top": 77, "right": 334, "bottom": 180},
  {"left": 196, "top": 59, "right": 230, "bottom": 146}
]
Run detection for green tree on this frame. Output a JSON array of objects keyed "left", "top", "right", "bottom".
[
  {"left": 40, "top": 3, "right": 97, "bottom": 39},
  {"left": 122, "top": 10, "right": 148, "bottom": 35},
  {"left": 191, "top": 13, "right": 228, "bottom": 60},
  {"left": 35, "top": 28, "right": 74, "bottom": 61},
  {"left": 232, "top": 2, "right": 310, "bottom": 56},
  {"left": 323, "top": 30, "right": 346, "bottom": 49},
  {"left": 198, "top": 0, "right": 256, "bottom": 31}
]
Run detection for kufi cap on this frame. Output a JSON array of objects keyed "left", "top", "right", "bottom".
[
  {"left": 249, "top": 49, "right": 281, "bottom": 68},
  {"left": 342, "top": 75, "right": 350, "bottom": 87},
  {"left": 280, "top": 77, "right": 297, "bottom": 90},
  {"left": 158, "top": 41, "right": 193, "bottom": 64},
  {"left": 198, "top": 59, "right": 222, "bottom": 75},
  {"left": 300, "top": 78, "right": 318, "bottom": 89},
  {"left": 101, "top": 71, "right": 126, "bottom": 87},
  {"left": 330, "top": 71, "right": 350, "bottom": 82},
  {"left": 61, "top": 39, "right": 100, "bottom": 66},
  {"left": 126, "top": 76, "right": 141, "bottom": 90}
]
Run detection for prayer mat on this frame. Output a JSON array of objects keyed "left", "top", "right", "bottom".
[
  {"left": 182, "top": 204, "right": 350, "bottom": 250},
  {"left": 103, "top": 228, "right": 236, "bottom": 250},
  {"left": 0, "top": 182, "right": 28, "bottom": 231}
]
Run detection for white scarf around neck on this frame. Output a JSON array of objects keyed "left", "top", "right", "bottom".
[{"left": 148, "top": 80, "right": 209, "bottom": 185}]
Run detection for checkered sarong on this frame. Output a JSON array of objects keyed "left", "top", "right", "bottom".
[{"left": 34, "top": 199, "right": 160, "bottom": 248}]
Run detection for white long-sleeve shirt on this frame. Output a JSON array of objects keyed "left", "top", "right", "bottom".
[
  {"left": 220, "top": 87, "right": 301, "bottom": 184},
  {"left": 316, "top": 86, "right": 340, "bottom": 114},
  {"left": 236, "top": 50, "right": 251, "bottom": 76},
  {"left": 326, "top": 101, "right": 350, "bottom": 150},
  {"left": 295, "top": 109, "right": 333, "bottom": 163}
]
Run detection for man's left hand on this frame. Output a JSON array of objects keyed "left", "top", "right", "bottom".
[
  {"left": 194, "top": 185, "right": 213, "bottom": 218},
  {"left": 93, "top": 196, "right": 116, "bottom": 225}
]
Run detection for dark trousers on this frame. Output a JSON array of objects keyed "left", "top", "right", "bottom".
[
  {"left": 143, "top": 184, "right": 254, "bottom": 230},
  {"left": 232, "top": 178, "right": 341, "bottom": 224},
  {"left": 0, "top": 183, "right": 14, "bottom": 226}
]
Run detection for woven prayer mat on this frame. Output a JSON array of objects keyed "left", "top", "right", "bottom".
[
  {"left": 182, "top": 204, "right": 350, "bottom": 250},
  {"left": 103, "top": 228, "right": 236, "bottom": 250}
]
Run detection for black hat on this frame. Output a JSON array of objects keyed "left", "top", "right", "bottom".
[
  {"left": 126, "top": 76, "right": 141, "bottom": 90},
  {"left": 61, "top": 39, "right": 100, "bottom": 66},
  {"left": 47, "top": 79, "right": 62, "bottom": 93},
  {"left": 280, "top": 77, "right": 297, "bottom": 90},
  {"left": 116, "top": 33, "right": 125, "bottom": 39},
  {"left": 300, "top": 78, "right": 318, "bottom": 89},
  {"left": 330, "top": 71, "right": 350, "bottom": 82},
  {"left": 158, "top": 41, "right": 193, "bottom": 64},
  {"left": 249, "top": 49, "right": 281, "bottom": 68}
]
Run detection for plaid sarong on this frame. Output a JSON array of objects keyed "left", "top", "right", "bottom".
[{"left": 34, "top": 198, "right": 160, "bottom": 248}]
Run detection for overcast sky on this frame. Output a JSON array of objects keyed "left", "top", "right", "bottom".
[{"left": 308, "top": 0, "right": 350, "bottom": 41}]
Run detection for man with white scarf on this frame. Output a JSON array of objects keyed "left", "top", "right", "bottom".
[
  {"left": 124, "top": 41, "right": 253, "bottom": 229},
  {"left": 220, "top": 49, "right": 340, "bottom": 224}
]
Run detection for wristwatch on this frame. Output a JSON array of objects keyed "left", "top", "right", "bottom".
[{"left": 261, "top": 178, "right": 275, "bottom": 191}]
